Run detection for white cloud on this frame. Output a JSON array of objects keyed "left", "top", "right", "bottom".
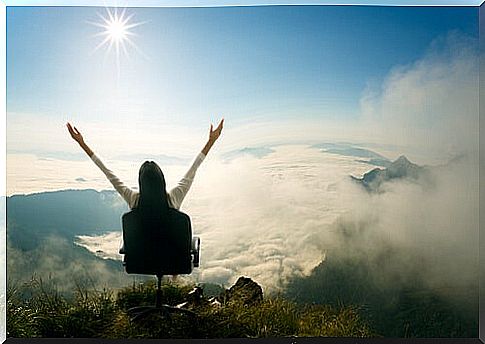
[
  {"left": 359, "top": 31, "right": 478, "bottom": 163},
  {"left": 331, "top": 153, "right": 478, "bottom": 301},
  {"left": 76, "top": 231, "right": 123, "bottom": 260}
]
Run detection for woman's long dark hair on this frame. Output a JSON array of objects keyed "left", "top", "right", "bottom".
[{"left": 137, "top": 161, "right": 169, "bottom": 232}]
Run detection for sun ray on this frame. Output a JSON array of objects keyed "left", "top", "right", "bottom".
[
  {"left": 106, "top": 7, "right": 115, "bottom": 23},
  {"left": 86, "top": 20, "right": 108, "bottom": 29},
  {"left": 91, "top": 35, "right": 112, "bottom": 55},
  {"left": 97, "top": 11, "right": 111, "bottom": 26},
  {"left": 124, "top": 36, "right": 149, "bottom": 61},
  {"left": 92, "top": 31, "right": 109, "bottom": 38},
  {"left": 120, "top": 7, "right": 127, "bottom": 23},
  {"left": 124, "top": 21, "right": 148, "bottom": 30},
  {"left": 120, "top": 40, "right": 130, "bottom": 60},
  {"left": 121, "top": 12, "right": 134, "bottom": 26},
  {"left": 106, "top": 38, "right": 115, "bottom": 55}
]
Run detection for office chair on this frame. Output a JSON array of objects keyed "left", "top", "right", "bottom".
[{"left": 120, "top": 207, "right": 201, "bottom": 321}]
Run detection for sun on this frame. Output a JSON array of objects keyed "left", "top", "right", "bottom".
[
  {"left": 106, "top": 16, "right": 128, "bottom": 41},
  {"left": 89, "top": 7, "right": 146, "bottom": 75}
]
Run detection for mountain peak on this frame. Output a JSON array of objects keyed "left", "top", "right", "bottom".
[
  {"left": 351, "top": 154, "right": 425, "bottom": 192},
  {"left": 394, "top": 155, "right": 410, "bottom": 165}
]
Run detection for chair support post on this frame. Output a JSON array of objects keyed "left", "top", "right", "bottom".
[{"left": 156, "top": 274, "right": 163, "bottom": 308}]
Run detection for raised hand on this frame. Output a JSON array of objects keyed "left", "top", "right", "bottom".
[
  {"left": 66, "top": 122, "right": 93, "bottom": 157},
  {"left": 208, "top": 118, "right": 224, "bottom": 143},
  {"left": 66, "top": 122, "right": 84, "bottom": 144},
  {"left": 202, "top": 118, "right": 224, "bottom": 156}
]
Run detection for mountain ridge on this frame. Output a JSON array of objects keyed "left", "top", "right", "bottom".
[{"left": 350, "top": 155, "right": 431, "bottom": 192}]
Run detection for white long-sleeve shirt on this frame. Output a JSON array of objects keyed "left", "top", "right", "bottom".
[{"left": 90, "top": 152, "right": 206, "bottom": 210}]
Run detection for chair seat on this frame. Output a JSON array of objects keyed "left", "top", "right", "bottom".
[{"left": 119, "top": 236, "right": 199, "bottom": 257}]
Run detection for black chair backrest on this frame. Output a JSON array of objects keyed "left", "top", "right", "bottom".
[{"left": 122, "top": 208, "right": 193, "bottom": 275}]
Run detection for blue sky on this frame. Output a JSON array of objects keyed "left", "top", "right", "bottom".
[
  {"left": 6, "top": 5, "right": 479, "bottom": 159},
  {"left": 7, "top": 6, "right": 477, "bottom": 120}
]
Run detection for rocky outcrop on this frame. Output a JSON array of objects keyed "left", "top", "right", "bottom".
[
  {"left": 176, "top": 277, "right": 264, "bottom": 310},
  {"left": 221, "top": 277, "right": 263, "bottom": 306}
]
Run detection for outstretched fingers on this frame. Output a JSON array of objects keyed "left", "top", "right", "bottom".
[
  {"left": 207, "top": 118, "right": 224, "bottom": 145},
  {"left": 216, "top": 118, "right": 224, "bottom": 131},
  {"left": 66, "top": 122, "right": 75, "bottom": 136},
  {"left": 66, "top": 122, "right": 84, "bottom": 144}
]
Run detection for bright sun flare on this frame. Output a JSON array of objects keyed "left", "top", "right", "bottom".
[
  {"left": 107, "top": 19, "right": 128, "bottom": 41},
  {"left": 89, "top": 8, "right": 146, "bottom": 74}
]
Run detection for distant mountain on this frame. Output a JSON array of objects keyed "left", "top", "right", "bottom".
[
  {"left": 7, "top": 189, "right": 128, "bottom": 249},
  {"left": 113, "top": 153, "right": 189, "bottom": 166},
  {"left": 7, "top": 189, "right": 135, "bottom": 292},
  {"left": 312, "top": 143, "right": 390, "bottom": 166},
  {"left": 350, "top": 155, "right": 430, "bottom": 192},
  {"left": 222, "top": 147, "right": 275, "bottom": 161}
]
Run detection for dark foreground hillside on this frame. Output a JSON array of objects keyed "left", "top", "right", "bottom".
[
  {"left": 7, "top": 276, "right": 374, "bottom": 339},
  {"left": 285, "top": 253, "right": 478, "bottom": 338}
]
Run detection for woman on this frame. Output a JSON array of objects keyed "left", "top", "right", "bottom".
[{"left": 66, "top": 119, "right": 223, "bottom": 239}]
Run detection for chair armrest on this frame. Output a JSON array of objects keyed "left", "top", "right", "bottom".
[
  {"left": 191, "top": 237, "right": 200, "bottom": 252},
  {"left": 191, "top": 237, "right": 201, "bottom": 267}
]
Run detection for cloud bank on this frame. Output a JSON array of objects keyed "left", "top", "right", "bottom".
[
  {"left": 75, "top": 145, "right": 376, "bottom": 291},
  {"left": 359, "top": 31, "right": 478, "bottom": 163}
]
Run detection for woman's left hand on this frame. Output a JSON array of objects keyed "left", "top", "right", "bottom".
[{"left": 66, "top": 122, "right": 85, "bottom": 144}]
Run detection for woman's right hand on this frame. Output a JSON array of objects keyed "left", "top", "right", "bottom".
[
  {"left": 201, "top": 118, "right": 224, "bottom": 156},
  {"left": 66, "top": 122, "right": 84, "bottom": 144},
  {"left": 208, "top": 118, "right": 224, "bottom": 143}
]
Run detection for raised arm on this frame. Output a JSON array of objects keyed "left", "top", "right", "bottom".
[
  {"left": 169, "top": 119, "right": 224, "bottom": 209},
  {"left": 66, "top": 122, "right": 138, "bottom": 208}
]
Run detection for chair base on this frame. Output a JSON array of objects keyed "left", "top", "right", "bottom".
[
  {"left": 127, "top": 304, "right": 197, "bottom": 322},
  {"left": 126, "top": 274, "right": 197, "bottom": 322}
]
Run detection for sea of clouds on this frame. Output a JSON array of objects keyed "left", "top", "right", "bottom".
[{"left": 73, "top": 145, "right": 383, "bottom": 291}]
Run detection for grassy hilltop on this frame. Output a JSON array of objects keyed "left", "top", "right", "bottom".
[{"left": 7, "top": 276, "right": 373, "bottom": 339}]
